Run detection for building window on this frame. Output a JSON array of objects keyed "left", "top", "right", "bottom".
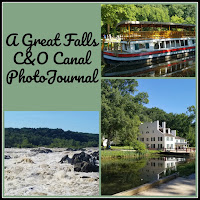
[
  {"left": 152, "top": 130, "right": 154, "bottom": 133},
  {"left": 146, "top": 131, "right": 149, "bottom": 134},
  {"left": 158, "top": 163, "right": 163, "bottom": 167},
  {"left": 176, "top": 140, "right": 178, "bottom": 143},
  {"left": 167, "top": 137, "right": 169, "bottom": 141},
  {"left": 151, "top": 137, "right": 155, "bottom": 141},
  {"left": 151, "top": 144, "right": 155, "bottom": 148},
  {"left": 146, "top": 138, "right": 149, "bottom": 141},
  {"left": 140, "top": 138, "right": 144, "bottom": 141},
  {"left": 192, "top": 39, "right": 195, "bottom": 44},
  {"left": 185, "top": 40, "right": 188, "bottom": 46},
  {"left": 158, "top": 137, "right": 162, "bottom": 141},
  {"left": 171, "top": 137, "right": 173, "bottom": 141}
]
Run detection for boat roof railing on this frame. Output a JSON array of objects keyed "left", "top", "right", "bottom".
[{"left": 116, "top": 21, "right": 195, "bottom": 29}]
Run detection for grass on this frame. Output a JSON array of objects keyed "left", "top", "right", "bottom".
[
  {"left": 101, "top": 147, "right": 161, "bottom": 159},
  {"left": 110, "top": 146, "right": 134, "bottom": 150}
]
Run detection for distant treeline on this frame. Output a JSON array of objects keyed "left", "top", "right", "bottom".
[
  {"left": 101, "top": 4, "right": 196, "bottom": 35},
  {"left": 5, "top": 128, "right": 99, "bottom": 148}
]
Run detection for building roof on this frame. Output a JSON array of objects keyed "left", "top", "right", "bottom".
[
  {"left": 175, "top": 136, "right": 186, "bottom": 140},
  {"left": 116, "top": 21, "right": 195, "bottom": 28},
  {"left": 164, "top": 133, "right": 175, "bottom": 137}
]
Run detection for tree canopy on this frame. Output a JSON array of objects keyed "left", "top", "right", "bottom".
[
  {"left": 101, "top": 4, "right": 196, "bottom": 35},
  {"left": 5, "top": 128, "right": 99, "bottom": 148},
  {"left": 101, "top": 80, "right": 196, "bottom": 147}
]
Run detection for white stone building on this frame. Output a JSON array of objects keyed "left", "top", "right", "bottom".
[{"left": 137, "top": 120, "right": 188, "bottom": 150}]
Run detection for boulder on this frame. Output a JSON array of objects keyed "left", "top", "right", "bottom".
[
  {"left": 66, "top": 148, "right": 75, "bottom": 151},
  {"left": 74, "top": 161, "right": 98, "bottom": 172},
  {"left": 59, "top": 155, "right": 72, "bottom": 164},
  {"left": 30, "top": 148, "right": 52, "bottom": 153},
  {"left": 71, "top": 152, "right": 91, "bottom": 165},
  {"left": 4, "top": 155, "right": 11, "bottom": 159}
]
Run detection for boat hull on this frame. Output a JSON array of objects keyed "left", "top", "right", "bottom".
[{"left": 103, "top": 46, "right": 195, "bottom": 66}]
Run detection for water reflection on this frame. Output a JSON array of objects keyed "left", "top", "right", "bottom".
[
  {"left": 102, "top": 54, "right": 195, "bottom": 77},
  {"left": 101, "top": 156, "right": 189, "bottom": 195},
  {"left": 140, "top": 157, "right": 185, "bottom": 182}
]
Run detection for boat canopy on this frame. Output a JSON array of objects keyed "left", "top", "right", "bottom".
[{"left": 116, "top": 21, "right": 195, "bottom": 41}]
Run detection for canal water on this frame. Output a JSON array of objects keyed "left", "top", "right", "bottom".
[
  {"left": 102, "top": 54, "right": 195, "bottom": 77},
  {"left": 101, "top": 155, "right": 195, "bottom": 195}
]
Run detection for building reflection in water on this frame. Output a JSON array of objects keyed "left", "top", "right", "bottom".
[{"left": 140, "top": 157, "right": 186, "bottom": 182}]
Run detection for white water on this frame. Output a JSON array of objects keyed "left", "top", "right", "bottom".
[{"left": 4, "top": 148, "right": 99, "bottom": 196}]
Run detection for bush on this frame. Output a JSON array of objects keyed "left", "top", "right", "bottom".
[{"left": 132, "top": 140, "right": 146, "bottom": 154}]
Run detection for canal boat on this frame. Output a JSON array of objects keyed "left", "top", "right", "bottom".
[{"left": 102, "top": 21, "right": 196, "bottom": 65}]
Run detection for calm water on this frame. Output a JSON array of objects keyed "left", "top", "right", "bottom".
[
  {"left": 102, "top": 53, "right": 195, "bottom": 77},
  {"left": 101, "top": 155, "right": 194, "bottom": 195}
]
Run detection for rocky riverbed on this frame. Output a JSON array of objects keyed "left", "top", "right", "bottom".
[{"left": 4, "top": 148, "right": 99, "bottom": 196}]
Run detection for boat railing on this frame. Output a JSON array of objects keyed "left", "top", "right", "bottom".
[{"left": 121, "top": 30, "right": 195, "bottom": 41}]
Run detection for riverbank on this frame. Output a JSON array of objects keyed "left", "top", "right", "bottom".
[
  {"left": 136, "top": 174, "right": 196, "bottom": 196},
  {"left": 101, "top": 149, "right": 161, "bottom": 159}
]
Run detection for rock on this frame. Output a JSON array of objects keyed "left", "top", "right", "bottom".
[
  {"left": 66, "top": 148, "right": 74, "bottom": 151},
  {"left": 91, "top": 151, "right": 99, "bottom": 160},
  {"left": 30, "top": 148, "right": 52, "bottom": 153},
  {"left": 74, "top": 161, "right": 98, "bottom": 172},
  {"left": 59, "top": 155, "right": 72, "bottom": 164},
  {"left": 19, "top": 158, "right": 34, "bottom": 163},
  {"left": 81, "top": 161, "right": 99, "bottom": 172},
  {"left": 71, "top": 152, "right": 91, "bottom": 165},
  {"left": 4, "top": 155, "right": 11, "bottom": 159}
]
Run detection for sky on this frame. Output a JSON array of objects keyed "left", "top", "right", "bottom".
[
  {"left": 4, "top": 111, "right": 99, "bottom": 134},
  {"left": 136, "top": 79, "right": 196, "bottom": 114}
]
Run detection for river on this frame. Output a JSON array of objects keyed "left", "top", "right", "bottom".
[{"left": 101, "top": 155, "right": 195, "bottom": 195}]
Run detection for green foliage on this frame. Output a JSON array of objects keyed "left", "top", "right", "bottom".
[
  {"left": 102, "top": 79, "right": 196, "bottom": 148},
  {"left": 132, "top": 140, "right": 146, "bottom": 153},
  {"left": 101, "top": 4, "right": 196, "bottom": 35},
  {"left": 101, "top": 80, "right": 149, "bottom": 148},
  {"left": 5, "top": 128, "right": 98, "bottom": 148}
]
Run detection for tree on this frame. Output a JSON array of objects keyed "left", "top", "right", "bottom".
[{"left": 101, "top": 79, "right": 149, "bottom": 148}]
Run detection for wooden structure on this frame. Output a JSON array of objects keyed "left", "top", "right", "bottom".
[{"left": 117, "top": 21, "right": 195, "bottom": 40}]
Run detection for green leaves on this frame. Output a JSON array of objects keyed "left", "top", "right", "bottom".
[
  {"left": 101, "top": 4, "right": 196, "bottom": 35},
  {"left": 101, "top": 79, "right": 148, "bottom": 147}
]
